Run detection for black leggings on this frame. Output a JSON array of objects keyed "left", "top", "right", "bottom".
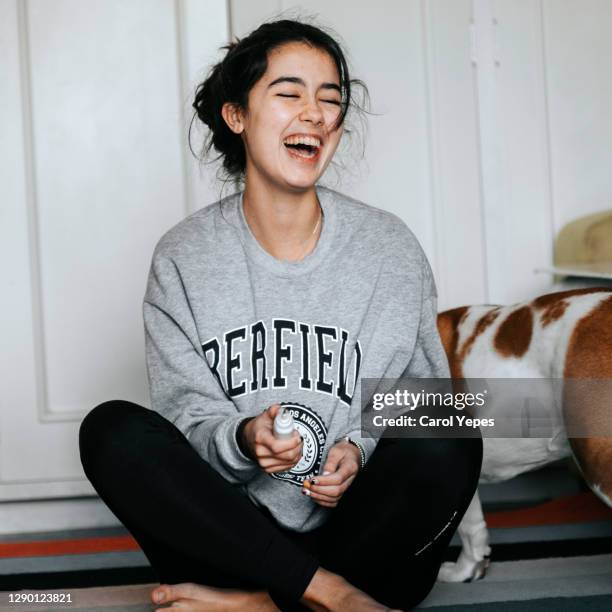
[{"left": 79, "top": 400, "right": 482, "bottom": 610}]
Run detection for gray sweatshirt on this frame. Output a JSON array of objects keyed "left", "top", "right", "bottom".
[{"left": 143, "top": 184, "right": 450, "bottom": 532}]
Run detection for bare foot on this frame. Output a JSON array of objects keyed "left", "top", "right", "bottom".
[
  {"left": 150, "top": 569, "right": 402, "bottom": 612},
  {"left": 302, "top": 568, "right": 402, "bottom": 611},
  {"left": 150, "top": 582, "right": 279, "bottom": 612}
]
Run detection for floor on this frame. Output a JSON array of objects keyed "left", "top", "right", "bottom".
[{"left": 2, "top": 460, "right": 612, "bottom": 611}]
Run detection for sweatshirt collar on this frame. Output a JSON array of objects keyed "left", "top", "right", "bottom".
[{"left": 234, "top": 184, "right": 337, "bottom": 278}]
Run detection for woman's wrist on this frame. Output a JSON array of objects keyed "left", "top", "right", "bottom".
[
  {"left": 236, "top": 417, "right": 255, "bottom": 460},
  {"left": 336, "top": 436, "right": 366, "bottom": 470},
  {"left": 347, "top": 442, "right": 362, "bottom": 469}
]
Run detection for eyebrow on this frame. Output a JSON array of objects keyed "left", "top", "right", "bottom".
[{"left": 267, "top": 76, "right": 341, "bottom": 94}]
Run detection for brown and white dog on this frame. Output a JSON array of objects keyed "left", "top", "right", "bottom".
[{"left": 435, "top": 287, "right": 612, "bottom": 582}]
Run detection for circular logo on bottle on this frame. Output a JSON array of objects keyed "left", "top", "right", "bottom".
[{"left": 270, "top": 402, "right": 328, "bottom": 487}]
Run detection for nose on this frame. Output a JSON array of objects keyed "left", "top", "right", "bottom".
[{"left": 299, "top": 96, "right": 325, "bottom": 126}]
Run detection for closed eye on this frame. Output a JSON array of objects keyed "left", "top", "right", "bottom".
[{"left": 277, "top": 94, "right": 341, "bottom": 105}]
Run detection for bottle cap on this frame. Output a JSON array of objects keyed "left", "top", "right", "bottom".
[{"left": 274, "top": 407, "right": 295, "bottom": 438}]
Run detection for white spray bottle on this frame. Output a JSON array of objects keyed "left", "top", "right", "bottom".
[{"left": 273, "top": 406, "right": 296, "bottom": 439}]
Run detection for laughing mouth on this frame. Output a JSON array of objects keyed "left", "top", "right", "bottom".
[
  {"left": 282, "top": 135, "right": 322, "bottom": 159},
  {"left": 284, "top": 142, "right": 320, "bottom": 158}
]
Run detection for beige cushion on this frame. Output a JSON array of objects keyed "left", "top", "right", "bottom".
[{"left": 555, "top": 210, "right": 612, "bottom": 270}]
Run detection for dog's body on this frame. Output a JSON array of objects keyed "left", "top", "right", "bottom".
[{"left": 436, "top": 287, "right": 612, "bottom": 582}]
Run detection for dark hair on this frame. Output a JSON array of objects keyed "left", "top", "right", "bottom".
[{"left": 189, "top": 16, "right": 371, "bottom": 191}]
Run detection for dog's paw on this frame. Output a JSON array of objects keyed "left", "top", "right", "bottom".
[{"left": 437, "top": 555, "right": 490, "bottom": 583}]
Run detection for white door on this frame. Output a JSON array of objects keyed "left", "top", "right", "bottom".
[{"left": 0, "top": 0, "right": 227, "bottom": 506}]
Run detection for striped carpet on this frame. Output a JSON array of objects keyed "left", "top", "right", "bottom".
[{"left": 1, "top": 461, "right": 612, "bottom": 611}]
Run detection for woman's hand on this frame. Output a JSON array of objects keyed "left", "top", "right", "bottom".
[
  {"left": 242, "top": 404, "right": 303, "bottom": 473},
  {"left": 303, "top": 440, "right": 361, "bottom": 508}
]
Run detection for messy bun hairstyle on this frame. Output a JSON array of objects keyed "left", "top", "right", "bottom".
[{"left": 189, "top": 17, "right": 370, "bottom": 188}]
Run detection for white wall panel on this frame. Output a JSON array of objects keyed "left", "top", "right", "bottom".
[
  {"left": 0, "top": 0, "right": 40, "bottom": 490},
  {"left": 473, "top": 0, "right": 555, "bottom": 304},
  {"left": 178, "top": 0, "right": 231, "bottom": 210},
  {"left": 424, "top": 0, "right": 486, "bottom": 309},
  {"left": 25, "top": 0, "right": 186, "bottom": 422},
  {"left": 0, "top": 0, "right": 227, "bottom": 502},
  {"left": 230, "top": 0, "right": 281, "bottom": 40},
  {"left": 543, "top": 0, "right": 612, "bottom": 231}
]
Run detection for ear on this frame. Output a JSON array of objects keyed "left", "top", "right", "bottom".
[{"left": 221, "top": 102, "right": 245, "bottom": 135}]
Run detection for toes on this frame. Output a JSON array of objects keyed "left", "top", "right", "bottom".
[
  {"left": 152, "top": 584, "right": 206, "bottom": 606},
  {"left": 152, "top": 584, "right": 189, "bottom": 604},
  {"left": 152, "top": 585, "right": 172, "bottom": 604}
]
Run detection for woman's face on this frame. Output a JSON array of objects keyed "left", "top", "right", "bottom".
[{"left": 228, "top": 42, "right": 344, "bottom": 192}]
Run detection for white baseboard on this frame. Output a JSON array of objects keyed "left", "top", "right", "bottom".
[{"left": 0, "top": 496, "right": 122, "bottom": 535}]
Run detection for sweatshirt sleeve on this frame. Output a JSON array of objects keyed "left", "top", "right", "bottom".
[
  {"left": 402, "top": 249, "right": 451, "bottom": 380},
  {"left": 343, "top": 237, "right": 450, "bottom": 461},
  {"left": 143, "top": 248, "right": 259, "bottom": 485}
]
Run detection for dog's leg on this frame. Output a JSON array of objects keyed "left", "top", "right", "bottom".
[
  {"left": 437, "top": 489, "right": 491, "bottom": 582},
  {"left": 569, "top": 438, "right": 612, "bottom": 507}
]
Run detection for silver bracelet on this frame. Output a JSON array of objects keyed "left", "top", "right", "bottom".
[{"left": 336, "top": 435, "right": 366, "bottom": 470}]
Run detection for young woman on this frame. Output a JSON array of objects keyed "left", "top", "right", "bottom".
[{"left": 79, "top": 19, "right": 482, "bottom": 611}]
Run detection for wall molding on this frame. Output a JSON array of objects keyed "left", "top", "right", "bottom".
[
  {"left": 15, "top": 0, "right": 65, "bottom": 425},
  {"left": 0, "top": 496, "right": 120, "bottom": 536},
  {"left": 538, "top": 0, "right": 557, "bottom": 253},
  {"left": 421, "top": 0, "right": 444, "bottom": 300}
]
